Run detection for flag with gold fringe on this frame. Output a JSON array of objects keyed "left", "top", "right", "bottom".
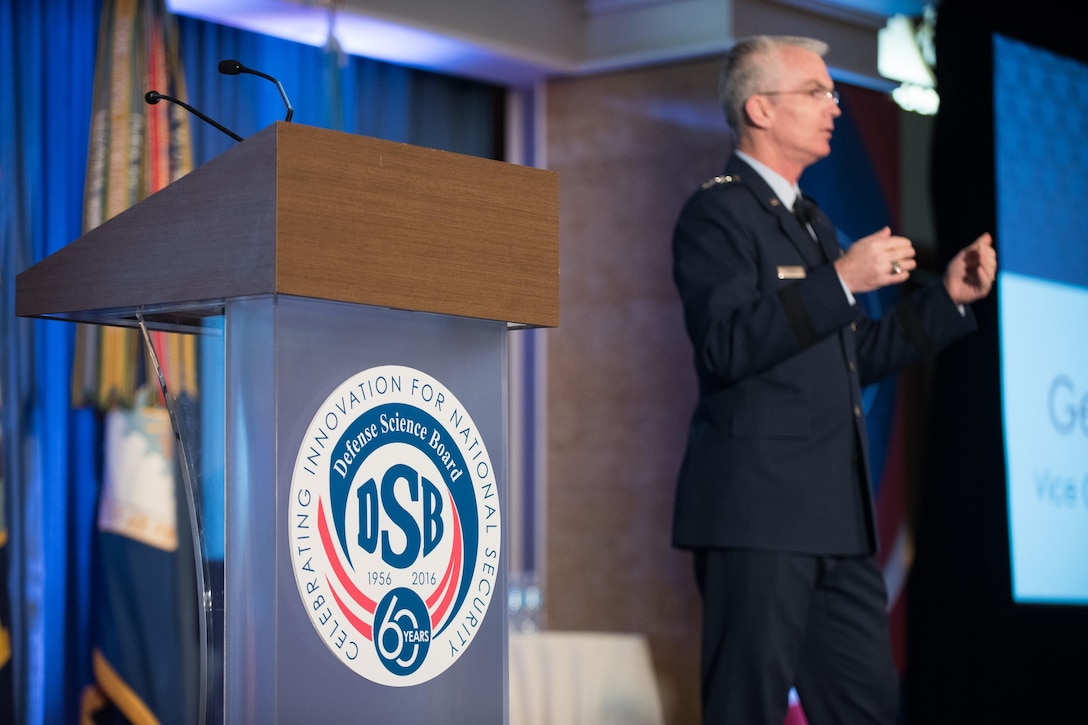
[
  {"left": 72, "top": 0, "right": 199, "bottom": 411},
  {"left": 75, "top": 1, "right": 201, "bottom": 723}
]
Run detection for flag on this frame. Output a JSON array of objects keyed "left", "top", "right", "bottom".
[
  {"left": 74, "top": 1, "right": 201, "bottom": 723},
  {"left": 84, "top": 406, "right": 198, "bottom": 725},
  {"left": 72, "top": 0, "right": 198, "bottom": 410}
]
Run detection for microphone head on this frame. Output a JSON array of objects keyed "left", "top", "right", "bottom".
[
  {"left": 145, "top": 90, "right": 162, "bottom": 104},
  {"left": 218, "top": 59, "right": 244, "bottom": 75}
]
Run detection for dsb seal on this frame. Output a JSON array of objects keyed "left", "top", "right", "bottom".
[{"left": 288, "top": 365, "right": 501, "bottom": 686}]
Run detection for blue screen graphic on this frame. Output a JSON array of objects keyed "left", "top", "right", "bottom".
[{"left": 995, "top": 34, "right": 1088, "bottom": 604}]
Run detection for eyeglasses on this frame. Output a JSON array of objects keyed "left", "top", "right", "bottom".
[{"left": 758, "top": 87, "right": 840, "bottom": 105}]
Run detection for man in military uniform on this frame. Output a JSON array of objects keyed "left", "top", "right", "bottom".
[{"left": 671, "top": 34, "right": 996, "bottom": 724}]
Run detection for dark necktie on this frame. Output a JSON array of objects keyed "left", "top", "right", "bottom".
[
  {"left": 793, "top": 194, "right": 829, "bottom": 260},
  {"left": 793, "top": 195, "right": 816, "bottom": 232}
]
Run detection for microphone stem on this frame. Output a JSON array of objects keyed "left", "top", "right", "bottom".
[
  {"left": 150, "top": 92, "right": 244, "bottom": 143},
  {"left": 173, "top": 97, "right": 244, "bottom": 142},
  {"left": 239, "top": 67, "right": 294, "bottom": 123}
]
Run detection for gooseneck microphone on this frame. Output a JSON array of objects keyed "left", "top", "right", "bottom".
[
  {"left": 144, "top": 90, "right": 243, "bottom": 142},
  {"left": 217, "top": 59, "right": 294, "bottom": 122}
]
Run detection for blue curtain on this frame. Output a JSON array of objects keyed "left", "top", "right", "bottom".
[
  {"left": 0, "top": 2, "right": 504, "bottom": 722},
  {"left": 176, "top": 16, "right": 504, "bottom": 166},
  {"left": 1, "top": 2, "right": 103, "bottom": 723}
]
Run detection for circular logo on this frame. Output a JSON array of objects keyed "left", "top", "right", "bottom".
[{"left": 288, "top": 365, "right": 501, "bottom": 686}]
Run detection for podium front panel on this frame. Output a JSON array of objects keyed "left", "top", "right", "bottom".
[{"left": 223, "top": 295, "right": 508, "bottom": 723}]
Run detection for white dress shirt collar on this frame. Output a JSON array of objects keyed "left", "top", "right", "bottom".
[{"left": 735, "top": 150, "right": 803, "bottom": 211}]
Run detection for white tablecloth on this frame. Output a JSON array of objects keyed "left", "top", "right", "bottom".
[{"left": 509, "top": 631, "right": 665, "bottom": 725}]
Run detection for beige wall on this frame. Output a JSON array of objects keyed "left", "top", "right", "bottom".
[{"left": 542, "top": 56, "right": 732, "bottom": 725}]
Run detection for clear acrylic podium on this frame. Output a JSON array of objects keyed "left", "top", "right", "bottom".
[{"left": 16, "top": 122, "right": 558, "bottom": 723}]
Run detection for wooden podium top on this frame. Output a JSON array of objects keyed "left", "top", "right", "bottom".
[{"left": 16, "top": 123, "right": 559, "bottom": 328}]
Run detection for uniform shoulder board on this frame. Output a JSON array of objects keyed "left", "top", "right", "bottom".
[{"left": 700, "top": 174, "right": 741, "bottom": 190}]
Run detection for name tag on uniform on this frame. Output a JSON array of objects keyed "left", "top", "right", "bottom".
[{"left": 776, "top": 266, "right": 806, "bottom": 280}]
